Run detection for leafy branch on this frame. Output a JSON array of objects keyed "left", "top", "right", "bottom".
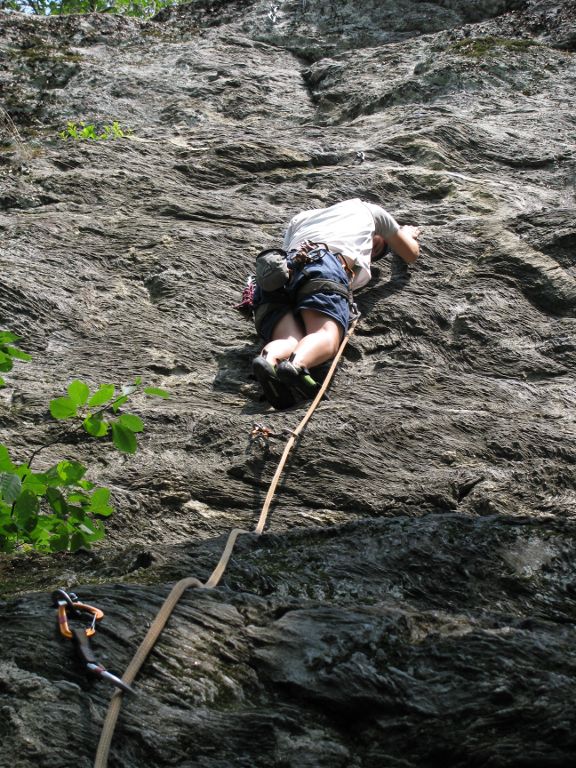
[
  {"left": 0, "top": 331, "right": 169, "bottom": 554},
  {"left": 0, "top": 450, "right": 113, "bottom": 553},
  {"left": 48, "top": 377, "right": 168, "bottom": 455}
]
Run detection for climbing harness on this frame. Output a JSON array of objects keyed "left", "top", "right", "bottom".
[
  {"left": 94, "top": 313, "right": 360, "bottom": 768},
  {"left": 248, "top": 241, "right": 358, "bottom": 337},
  {"left": 289, "top": 242, "right": 357, "bottom": 314},
  {"left": 53, "top": 588, "right": 135, "bottom": 696},
  {"left": 290, "top": 240, "right": 354, "bottom": 280}
]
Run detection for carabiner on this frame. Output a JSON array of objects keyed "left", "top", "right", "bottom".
[{"left": 53, "top": 588, "right": 104, "bottom": 639}]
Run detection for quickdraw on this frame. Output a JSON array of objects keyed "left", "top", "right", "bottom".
[
  {"left": 53, "top": 588, "right": 135, "bottom": 695},
  {"left": 249, "top": 422, "right": 295, "bottom": 447}
]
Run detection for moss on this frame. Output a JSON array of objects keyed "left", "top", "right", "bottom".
[
  {"left": 450, "top": 36, "right": 539, "bottom": 58},
  {"left": 12, "top": 44, "right": 83, "bottom": 64}
]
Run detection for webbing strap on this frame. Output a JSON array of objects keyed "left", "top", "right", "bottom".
[
  {"left": 93, "top": 315, "right": 359, "bottom": 768},
  {"left": 295, "top": 277, "right": 351, "bottom": 303}
]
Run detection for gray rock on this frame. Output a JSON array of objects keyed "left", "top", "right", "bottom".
[{"left": 1, "top": 0, "right": 576, "bottom": 766}]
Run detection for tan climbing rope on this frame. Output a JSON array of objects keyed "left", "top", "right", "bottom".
[{"left": 93, "top": 315, "right": 359, "bottom": 768}]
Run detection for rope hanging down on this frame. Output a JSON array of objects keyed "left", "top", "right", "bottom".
[{"left": 94, "top": 315, "right": 359, "bottom": 768}]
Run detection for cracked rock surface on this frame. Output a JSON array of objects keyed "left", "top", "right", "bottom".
[{"left": 1, "top": 1, "right": 576, "bottom": 766}]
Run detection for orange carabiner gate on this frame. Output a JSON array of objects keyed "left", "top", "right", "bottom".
[
  {"left": 57, "top": 601, "right": 104, "bottom": 638},
  {"left": 54, "top": 589, "right": 104, "bottom": 639}
]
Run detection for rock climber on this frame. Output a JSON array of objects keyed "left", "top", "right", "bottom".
[{"left": 251, "top": 197, "right": 421, "bottom": 408}]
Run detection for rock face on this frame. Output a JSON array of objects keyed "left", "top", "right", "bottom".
[{"left": 1, "top": 1, "right": 576, "bottom": 766}]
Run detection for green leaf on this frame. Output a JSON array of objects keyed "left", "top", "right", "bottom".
[
  {"left": 68, "top": 379, "right": 90, "bottom": 406},
  {"left": 83, "top": 413, "right": 109, "bottom": 437},
  {"left": 77, "top": 519, "right": 104, "bottom": 544},
  {"left": 111, "top": 422, "right": 138, "bottom": 454},
  {"left": 50, "top": 534, "right": 70, "bottom": 552},
  {"left": 117, "top": 413, "right": 144, "bottom": 433},
  {"left": 88, "top": 384, "right": 115, "bottom": 407},
  {"left": 111, "top": 121, "right": 125, "bottom": 138},
  {"left": 56, "top": 460, "right": 87, "bottom": 485},
  {"left": 0, "top": 507, "right": 17, "bottom": 549},
  {"left": 0, "top": 501, "right": 17, "bottom": 539},
  {"left": 67, "top": 492, "right": 90, "bottom": 505},
  {"left": 50, "top": 396, "right": 78, "bottom": 419},
  {"left": 90, "top": 487, "right": 110, "bottom": 508},
  {"left": 13, "top": 490, "right": 39, "bottom": 529},
  {"left": 66, "top": 121, "right": 78, "bottom": 138},
  {"left": 0, "top": 445, "right": 14, "bottom": 472},
  {"left": 37, "top": 466, "right": 62, "bottom": 488},
  {"left": 0, "top": 332, "right": 19, "bottom": 344},
  {"left": 5, "top": 345, "right": 32, "bottom": 362},
  {"left": 90, "top": 487, "right": 113, "bottom": 516},
  {"left": 112, "top": 395, "right": 129, "bottom": 412},
  {"left": 0, "top": 352, "right": 13, "bottom": 373},
  {"left": 22, "top": 473, "right": 47, "bottom": 496},
  {"left": 0, "top": 376, "right": 4, "bottom": 388},
  {"left": 81, "top": 124, "right": 98, "bottom": 140},
  {"left": 70, "top": 531, "right": 88, "bottom": 550},
  {"left": 66, "top": 504, "right": 87, "bottom": 523},
  {"left": 27, "top": 518, "right": 52, "bottom": 549},
  {"left": 46, "top": 487, "right": 68, "bottom": 516},
  {"left": 0, "top": 499, "right": 13, "bottom": 517},
  {"left": 143, "top": 387, "right": 170, "bottom": 399},
  {"left": 0, "top": 473, "right": 22, "bottom": 504}
]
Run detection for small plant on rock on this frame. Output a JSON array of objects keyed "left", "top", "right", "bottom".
[
  {"left": 58, "top": 121, "right": 130, "bottom": 141},
  {"left": 0, "top": 332, "right": 169, "bottom": 553}
]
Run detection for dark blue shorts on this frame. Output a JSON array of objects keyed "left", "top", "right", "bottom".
[{"left": 253, "top": 249, "right": 350, "bottom": 343}]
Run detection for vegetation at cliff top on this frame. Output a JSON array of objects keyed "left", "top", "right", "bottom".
[{"left": 3, "top": 0, "right": 178, "bottom": 17}]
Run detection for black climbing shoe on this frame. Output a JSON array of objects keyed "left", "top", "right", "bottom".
[
  {"left": 252, "top": 355, "right": 295, "bottom": 410},
  {"left": 276, "top": 359, "right": 321, "bottom": 400}
]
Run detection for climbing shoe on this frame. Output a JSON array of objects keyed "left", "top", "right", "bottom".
[
  {"left": 252, "top": 355, "right": 295, "bottom": 410},
  {"left": 276, "top": 359, "right": 321, "bottom": 400}
]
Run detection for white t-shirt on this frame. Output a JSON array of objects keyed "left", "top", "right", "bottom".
[{"left": 282, "top": 198, "right": 399, "bottom": 290}]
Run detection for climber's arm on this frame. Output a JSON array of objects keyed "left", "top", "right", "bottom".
[{"left": 387, "top": 225, "right": 421, "bottom": 264}]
